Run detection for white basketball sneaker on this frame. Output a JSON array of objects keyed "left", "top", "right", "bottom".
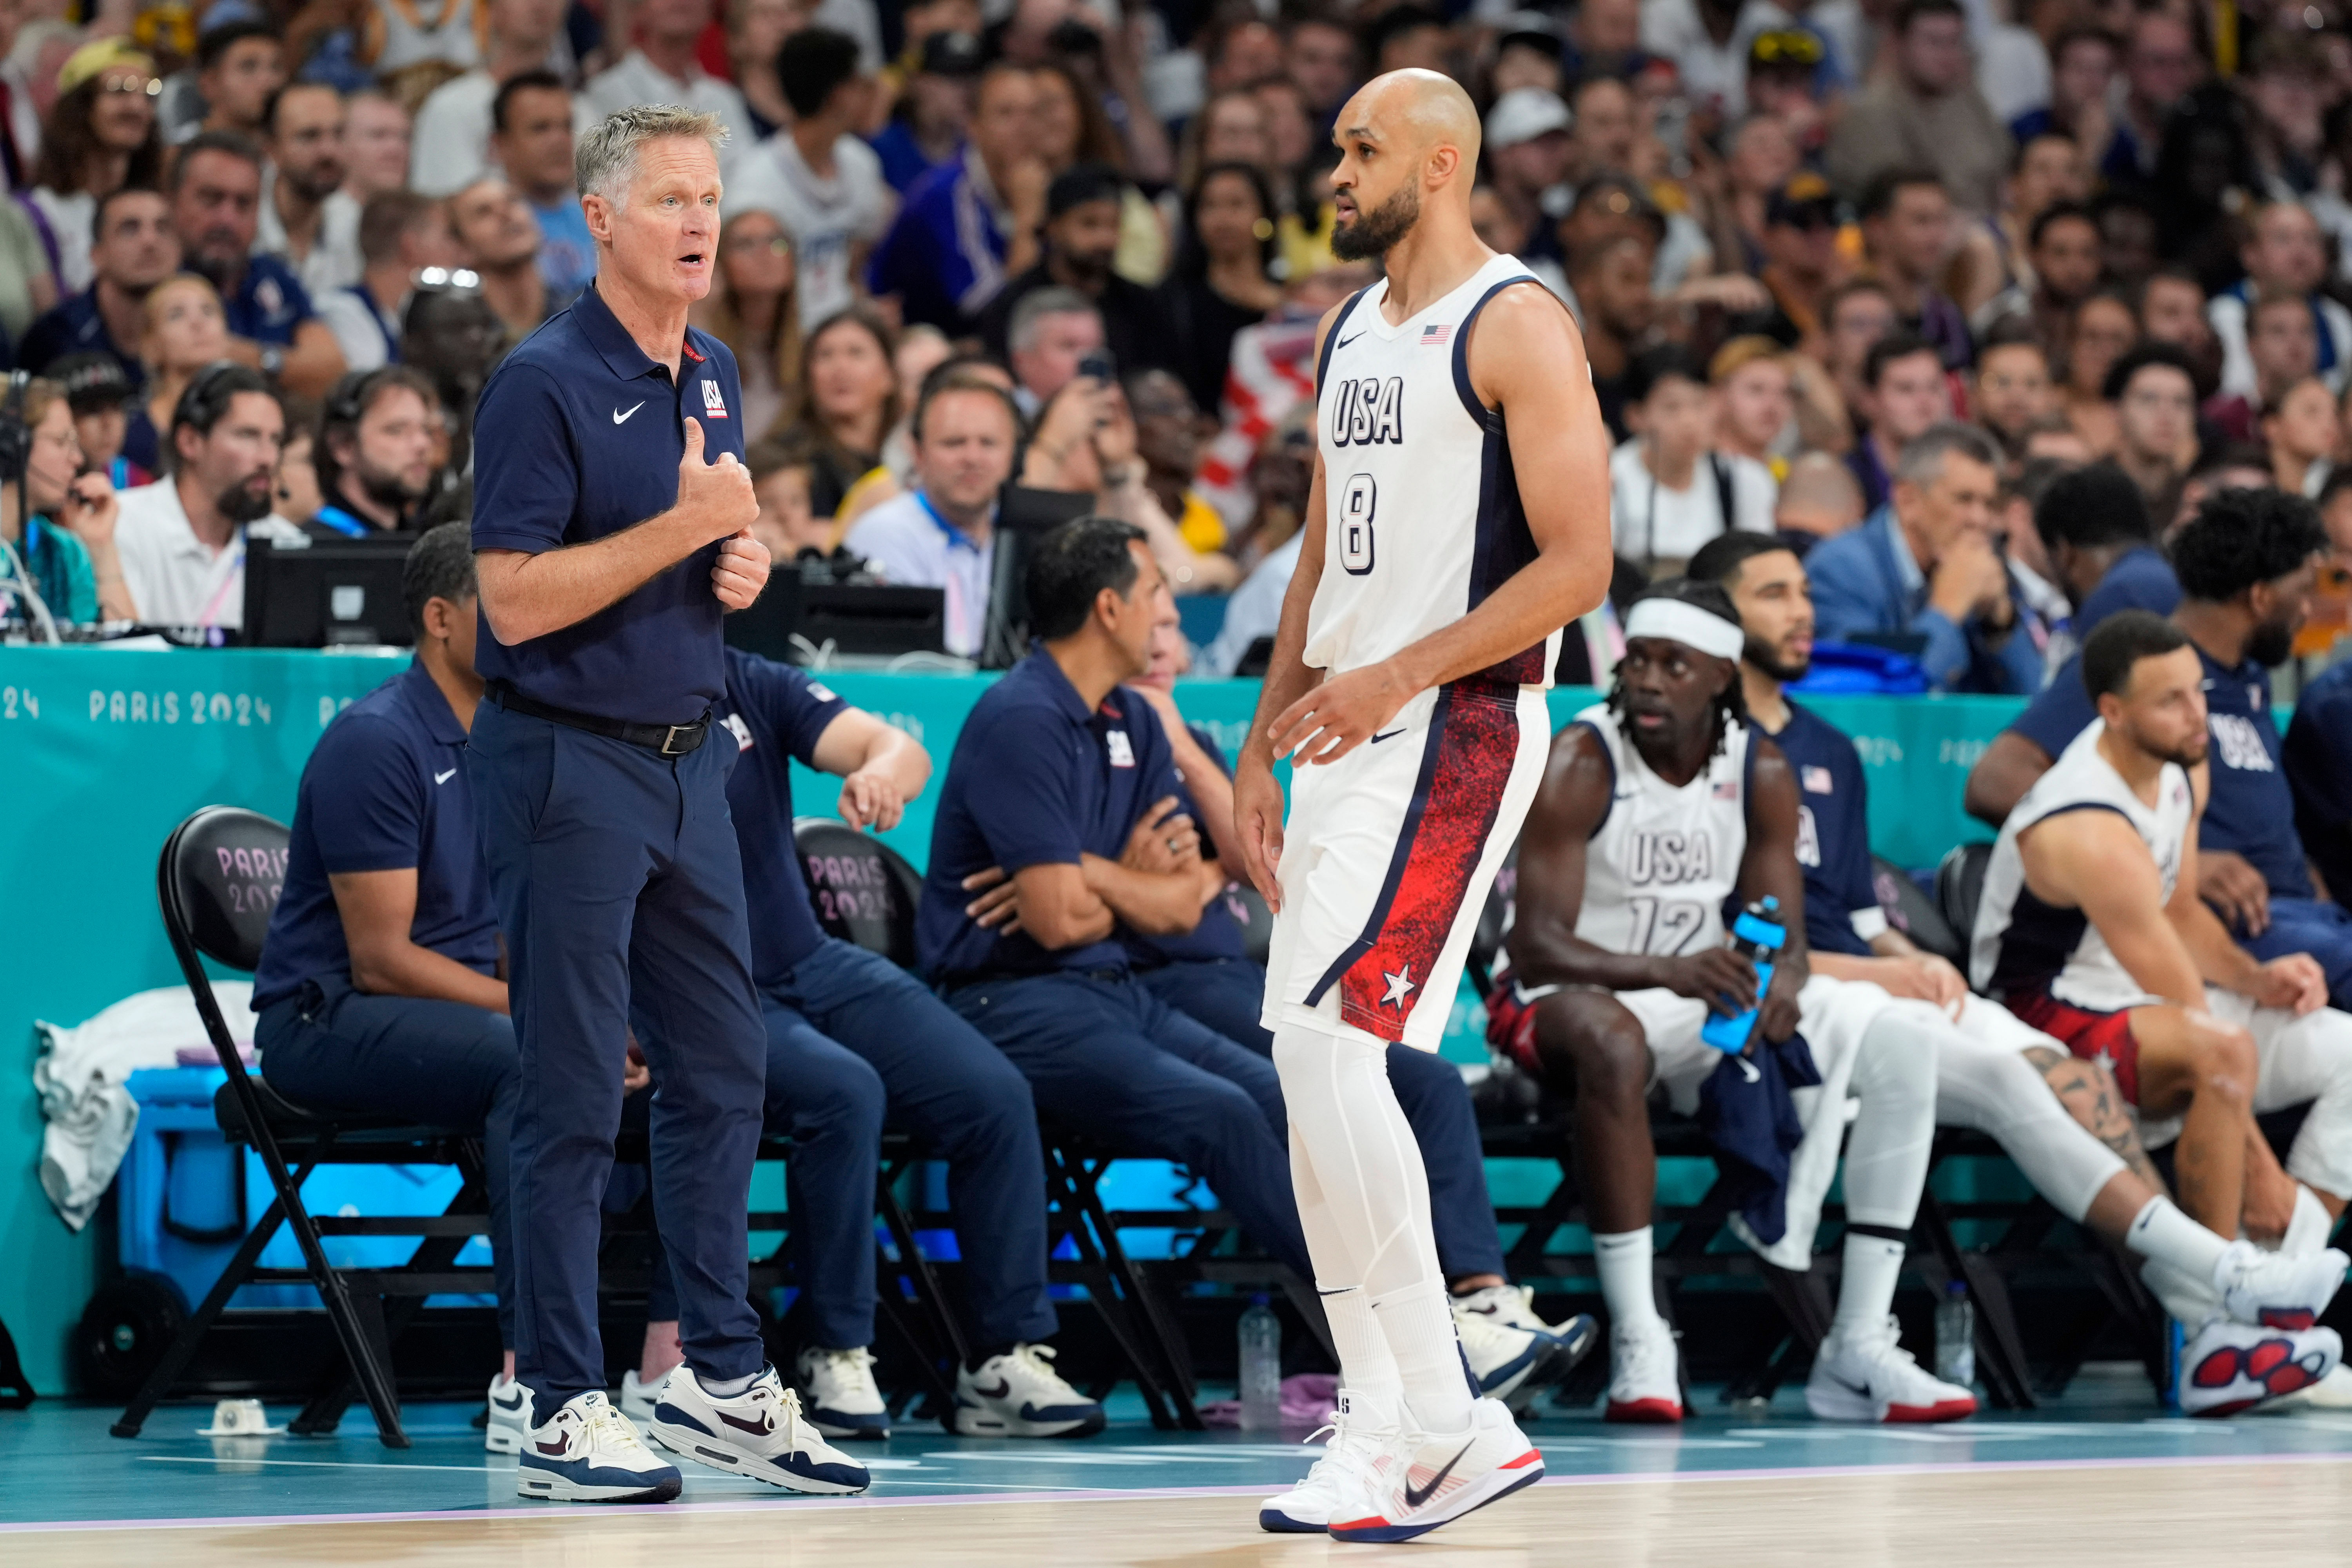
[
  {"left": 485, "top": 1373, "right": 532, "bottom": 1454},
  {"left": 515, "top": 1390, "right": 681, "bottom": 1503},
  {"left": 1258, "top": 1387, "right": 1408, "bottom": 1534},
  {"left": 646, "top": 1364, "right": 870, "bottom": 1494},
  {"left": 797, "top": 1345, "right": 891, "bottom": 1439},
  {"left": 1327, "top": 1396, "right": 1545, "bottom": 1544},
  {"left": 1604, "top": 1318, "right": 1684, "bottom": 1423},
  {"left": 2178, "top": 1318, "right": 2342, "bottom": 1416},
  {"left": 618, "top": 1369, "right": 661, "bottom": 1424},
  {"left": 1450, "top": 1285, "right": 1599, "bottom": 1409},
  {"left": 2215, "top": 1241, "right": 2348, "bottom": 1329},
  {"left": 1806, "top": 1317, "right": 1977, "bottom": 1423},
  {"left": 2259, "top": 1363, "right": 2352, "bottom": 1411},
  {"left": 949, "top": 1343, "right": 1106, "bottom": 1437}
]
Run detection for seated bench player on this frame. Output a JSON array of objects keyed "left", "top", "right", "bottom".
[
  {"left": 621, "top": 645, "right": 1105, "bottom": 1441},
  {"left": 249, "top": 525, "right": 621, "bottom": 1443},
  {"left": 1965, "top": 488, "right": 2352, "bottom": 1013},
  {"left": 1119, "top": 597, "right": 1598, "bottom": 1408},
  {"left": 1489, "top": 579, "right": 1974, "bottom": 1426},
  {"left": 1973, "top": 611, "right": 2352, "bottom": 1411},
  {"left": 1688, "top": 531, "right": 2349, "bottom": 1405},
  {"left": 921, "top": 518, "right": 1314, "bottom": 1285}
]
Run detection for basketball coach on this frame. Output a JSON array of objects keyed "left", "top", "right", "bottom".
[{"left": 465, "top": 107, "right": 862, "bottom": 1505}]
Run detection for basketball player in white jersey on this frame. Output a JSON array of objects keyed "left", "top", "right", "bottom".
[
  {"left": 1975, "top": 610, "right": 2352, "bottom": 1412},
  {"left": 1495, "top": 580, "right": 1973, "bottom": 1425},
  {"left": 1686, "top": 532, "right": 2350, "bottom": 1410},
  {"left": 1230, "top": 69, "right": 1612, "bottom": 1544}
]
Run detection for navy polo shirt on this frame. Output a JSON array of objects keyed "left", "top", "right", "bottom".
[
  {"left": 1763, "top": 702, "right": 1878, "bottom": 958},
  {"left": 227, "top": 255, "right": 318, "bottom": 346},
  {"left": 470, "top": 281, "right": 748, "bottom": 724},
  {"left": 714, "top": 647, "right": 850, "bottom": 984},
  {"left": 17, "top": 287, "right": 145, "bottom": 386},
  {"left": 1125, "top": 721, "right": 1248, "bottom": 966},
  {"left": 252, "top": 661, "right": 500, "bottom": 1009},
  {"left": 2012, "top": 643, "right": 2310, "bottom": 898},
  {"left": 919, "top": 650, "right": 1182, "bottom": 984},
  {"left": 2073, "top": 546, "right": 2181, "bottom": 641},
  {"left": 2286, "top": 657, "right": 2352, "bottom": 904}
]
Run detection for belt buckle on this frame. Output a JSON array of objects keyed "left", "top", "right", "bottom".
[{"left": 659, "top": 724, "right": 693, "bottom": 756}]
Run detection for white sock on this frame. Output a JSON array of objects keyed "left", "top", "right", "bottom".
[
  {"left": 1831, "top": 1233, "right": 1906, "bottom": 1339},
  {"left": 1320, "top": 1283, "right": 1404, "bottom": 1406},
  {"left": 2125, "top": 1195, "right": 2230, "bottom": 1281},
  {"left": 698, "top": 1370, "right": 758, "bottom": 1398},
  {"left": 1370, "top": 1277, "right": 1475, "bottom": 1435},
  {"left": 2284, "top": 1185, "right": 2336, "bottom": 1256},
  {"left": 1593, "top": 1227, "right": 1664, "bottom": 1335}
]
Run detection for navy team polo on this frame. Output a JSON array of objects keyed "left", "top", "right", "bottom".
[
  {"left": 1762, "top": 701, "right": 1880, "bottom": 958},
  {"left": 470, "top": 280, "right": 748, "bottom": 724},
  {"left": 252, "top": 660, "right": 499, "bottom": 1009},
  {"left": 713, "top": 647, "right": 851, "bottom": 982},
  {"left": 920, "top": 650, "right": 1184, "bottom": 985},
  {"left": 1123, "top": 720, "right": 1249, "bottom": 966}
]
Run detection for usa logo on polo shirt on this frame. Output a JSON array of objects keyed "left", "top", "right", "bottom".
[
  {"left": 1802, "top": 766, "right": 1834, "bottom": 794},
  {"left": 701, "top": 380, "right": 728, "bottom": 419},
  {"left": 1106, "top": 730, "right": 1135, "bottom": 768}
]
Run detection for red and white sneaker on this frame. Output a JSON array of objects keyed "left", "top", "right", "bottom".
[
  {"left": 2179, "top": 1318, "right": 2341, "bottom": 1416},
  {"left": 1327, "top": 1397, "right": 1544, "bottom": 1544},
  {"left": 2214, "top": 1241, "right": 2349, "bottom": 1330},
  {"left": 1806, "top": 1317, "right": 1976, "bottom": 1423},
  {"left": 1604, "top": 1318, "right": 1683, "bottom": 1423},
  {"left": 1258, "top": 1387, "right": 1408, "bottom": 1534}
]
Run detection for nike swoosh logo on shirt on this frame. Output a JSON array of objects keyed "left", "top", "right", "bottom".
[
  {"left": 613, "top": 401, "right": 645, "bottom": 424},
  {"left": 1370, "top": 728, "right": 1406, "bottom": 744},
  {"left": 434, "top": 768, "right": 457, "bottom": 784},
  {"left": 1336, "top": 330, "right": 1367, "bottom": 349},
  {"left": 1403, "top": 1439, "right": 1474, "bottom": 1509}
]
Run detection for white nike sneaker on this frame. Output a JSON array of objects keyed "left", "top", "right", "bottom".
[
  {"left": 1806, "top": 1317, "right": 1977, "bottom": 1424},
  {"left": 1450, "top": 1286, "right": 1599, "bottom": 1410},
  {"left": 1258, "top": 1387, "right": 1409, "bottom": 1534},
  {"left": 515, "top": 1390, "right": 681, "bottom": 1503},
  {"left": 1604, "top": 1318, "right": 1684, "bottom": 1423},
  {"left": 1327, "top": 1396, "right": 1545, "bottom": 1544},
  {"left": 2178, "top": 1317, "right": 2342, "bottom": 1416},
  {"left": 618, "top": 1369, "right": 662, "bottom": 1425},
  {"left": 485, "top": 1373, "right": 532, "bottom": 1454},
  {"left": 948, "top": 1343, "right": 1106, "bottom": 1437},
  {"left": 2258, "top": 1362, "right": 2352, "bottom": 1411},
  {"left": 797, "top": 1345, "right": 891, "bottom": 1439},
  {"left": 646, "top": 1365, "right": 870, "bottom": 1494},
  {"left": 2215, "top": 1241, "right": 2348, "bottom": 1330}
]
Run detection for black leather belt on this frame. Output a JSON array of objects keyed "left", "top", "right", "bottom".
[{"left": 487, "top": 680, "right": 710, "bottom": 756}]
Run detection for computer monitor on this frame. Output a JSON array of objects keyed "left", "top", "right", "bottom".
[
  {"left": 722, "top": 564, "right": 949, "bottom": 662},
  {"left": 242, "top": 534, "right": 416, "bottom": 647}
]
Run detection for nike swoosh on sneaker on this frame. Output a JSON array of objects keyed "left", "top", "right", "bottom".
[
  {"left": 1402, "top": 1439, "right": 1474, "bottom": 1510},
  {"left": 973, "top": 1379, "right": 1011, "bottom": 1399},
  {"left": 492, "top": 1388, "right": 527, "bottom": 1410},
  {"left": 717, "top": 1409, "right": 775, "bottom": 1437},
  {"left": 533, "top": 1438, "right": 571, "bottom": 1456}
]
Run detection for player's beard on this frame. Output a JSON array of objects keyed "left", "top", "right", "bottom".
[
  {"left": 2247, "top": 614, "right": 2296, "bottom": 669},
  {"left": 1332, "top": 183, "right": 1421, "bottom": 261},
  {"left": 1744, "top": 632, "right": 1808, "bottom": 684},
  {"left": 2132, "top": 717, "right": 2209, "bottom": 771}
]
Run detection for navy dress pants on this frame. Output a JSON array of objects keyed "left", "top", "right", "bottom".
[{"left": 470, "top": 701, "right": 769, "bottom": 1408}]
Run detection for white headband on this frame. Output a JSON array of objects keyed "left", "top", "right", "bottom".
[{"left": 1624, "top": 598, "right": 1746, "bottom": 661}]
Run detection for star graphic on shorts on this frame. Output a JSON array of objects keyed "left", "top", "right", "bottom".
[{"left": 1381, "top": 965, "right": 1417, "bottom": 1007}]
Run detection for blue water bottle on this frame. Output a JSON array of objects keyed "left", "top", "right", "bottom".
[{"left": 1700, "top": 896, "right": 1786, "bottom": 1053}]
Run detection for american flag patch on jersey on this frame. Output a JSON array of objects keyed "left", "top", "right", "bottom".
[
  {"left": 1802, "top": 766, "right": 1834, "bottom": 794},
  {"left": 1421, "top": 323, "right": 1451, "bottom": 345},
  {"left": 1713, "top": 780, "right": 1738, "bottom": 799}
]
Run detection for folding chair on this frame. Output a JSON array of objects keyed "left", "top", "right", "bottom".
[{"left": 112, "top": 807, "right": 495, "bottom": 1450}]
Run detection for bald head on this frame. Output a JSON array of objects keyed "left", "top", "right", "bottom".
[
  {"left": 1330, "top": 69, "right": 1481, "bottom": 260},
  {"left": 1776, "top": 451, "right": 1866, "bottom": 538}
]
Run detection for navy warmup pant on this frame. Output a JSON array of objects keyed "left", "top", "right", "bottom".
[
  {"left": 470, "top": 702, "right": 769, "bottom": 1408},
  {"left": 948, "top": 971, "right": 1311, "bottom": 1278},
  {"left": 256, "top": 976, "right": 521, "bottom": 1343},
  {"left": 2242, "top": 895, "right": 2352, "bottom": 1012},
  {"left": 1134, "top": 957, "right": 1508, "bottom": 1282}
]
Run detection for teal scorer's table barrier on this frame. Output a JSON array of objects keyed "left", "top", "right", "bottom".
[{"left": 0, "top": 645, "right": 2028, "bottom": 1392}]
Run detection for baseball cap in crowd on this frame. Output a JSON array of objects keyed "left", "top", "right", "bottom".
[
  {"left": 920, "top": 30, "right": 983, "bottom": 77},
  {"left": 47, "top": 353, "right": 136, "bottom": 414},
  {"left": 1047, "top": 162, "right": 1124, "bottom": 219},
  {"left": 1493, "top": 12, "right": 1564, "bottom": 60},
  {"left": 56, "top": 36, "right": 157, "bottom": 95},
  {"left": 1748, "top": 27, "right": 1825, "bottom": 74},
  {"left": 1765, "top": 172, "right": 1839, "bottom": 230},
  {"left": 1485, "top": 87, "right": 1572, "bottom": 151}
]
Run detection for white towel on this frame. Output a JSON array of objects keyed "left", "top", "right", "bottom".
[{"left": 32, "top": 983, "right": 254, "bottom": 1231}]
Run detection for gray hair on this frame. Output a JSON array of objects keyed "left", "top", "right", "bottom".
[
  {"left": 575, "top": 105, "right": 728, "bottom": 204},
  {"left": 1896, "top": 421, "right": 2002, "bottom": 488},
  {"left": 1008, "top": 286, "right": 1102, "bottom": 354}
]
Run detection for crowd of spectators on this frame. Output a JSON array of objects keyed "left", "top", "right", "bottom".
[{"left": 1, "top": 0, "right": 2351, "bottom": 694}]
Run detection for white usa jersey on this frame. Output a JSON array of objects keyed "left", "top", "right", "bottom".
[
  {"left": 1306, "top": 252, "right": 1567, "bottom": 686},
  {"left": 1971, "top": 722, "right": 2195, "bottom": 1009},
  {"left": 1573, "top": 703, "right": 1753, "bottom": 958}
]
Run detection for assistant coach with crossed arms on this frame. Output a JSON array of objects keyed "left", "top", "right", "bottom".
[{"left": 467, "top": 105, "right": 869, "bottom": 1504}]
